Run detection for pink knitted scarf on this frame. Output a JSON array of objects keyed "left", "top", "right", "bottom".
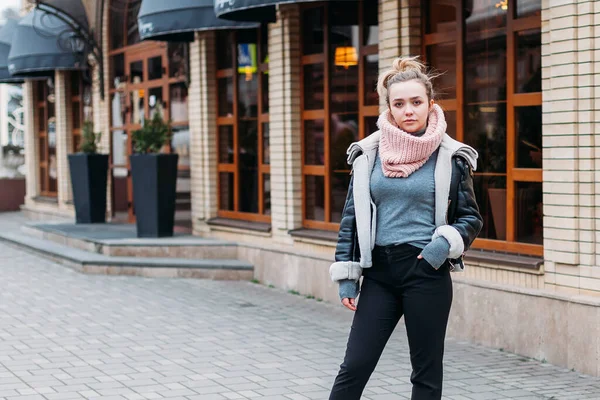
[{"left": 377, "top": 104, "right": 446, "bottom": 178}]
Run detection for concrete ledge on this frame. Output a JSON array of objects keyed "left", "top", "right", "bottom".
[
  {"left": 22, "top": 223, "right": 239, "bottom": 259},
  {"left": 0, "top": 231, "right": 253, "bottom": 281}
]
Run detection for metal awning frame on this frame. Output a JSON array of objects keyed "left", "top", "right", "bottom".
[{"left": 32, "top": 0, "right": 105, "bottom": 98}]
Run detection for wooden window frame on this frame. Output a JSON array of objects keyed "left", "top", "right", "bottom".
[
  {"left": 422, "top": 1, "right": 542, "bottom": 256},
  {"left": 215, "top": 28, "right": 271, "bottom": 223},
  {"left": 36, "top": 79, "right": 57, "bottom": 197},
  {"left": 300, "top": 2, "right": 378, "bottom": 231}
]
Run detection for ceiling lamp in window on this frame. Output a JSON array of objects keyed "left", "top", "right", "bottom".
[
  {"left": 495, "top": 0, "right": 508, "bottom": 11},
  {"left": 335, "top": 46, "right": 358, "bottom": 69}
]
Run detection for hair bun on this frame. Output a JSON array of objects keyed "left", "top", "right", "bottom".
[{"left": 392, "top": 56, "right": 426, "bottom": 74}]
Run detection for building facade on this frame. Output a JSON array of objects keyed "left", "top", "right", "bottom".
[{"left": 9, "top": 0, "right": 600, "bottom": 376}]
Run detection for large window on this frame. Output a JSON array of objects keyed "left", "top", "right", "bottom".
[
  {"left": 70, "top": 72, "right": 93, "bottom": 152},
  {"left": 216, "top": 27, "right": 270, "bottom": 222},
  {"left": 36, "top": 78, "right": 57, "bottom": 197},
  {"left": 424, "top": 0, "right": 542, "bottom": 255},
  {"left": 108, "top": 0, "right": 190, "bottom": 223},
  {"left": 301, "top": 1, "right": 378, "bottom": 230}
]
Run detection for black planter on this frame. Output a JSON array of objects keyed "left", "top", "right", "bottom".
[
  {"left": 130, "top": 153, "right": 179, "bottom": 238},
  {"left": 68, "top": 153, "right": 109, "bottom": 223}
]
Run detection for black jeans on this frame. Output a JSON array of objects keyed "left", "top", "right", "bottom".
[{"left": 329, "top": 243, "right": 453, "bottom": 400}]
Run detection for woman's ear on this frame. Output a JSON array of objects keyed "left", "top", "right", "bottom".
[{"left": 429, "top": 99, "right": 434, "bottom": 110}]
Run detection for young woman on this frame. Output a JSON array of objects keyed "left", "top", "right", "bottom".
[{"left": 328, "top": 56, "right": 483, "bottom": 400}]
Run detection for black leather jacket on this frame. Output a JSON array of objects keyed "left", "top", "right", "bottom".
[{"left": 335, "top": 155, "right": 483, "bottom": 266}]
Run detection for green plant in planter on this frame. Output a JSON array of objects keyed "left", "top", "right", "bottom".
[
  {"left": 79, "top": 121, "right": 102, "bottom": 154},
  {"left": 132, "top": 112, "right": 171, "bottom": 154}
]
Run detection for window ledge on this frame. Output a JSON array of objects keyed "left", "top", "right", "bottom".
[
  {"left": 206, "top": 217, "right": 271, "bottom": 233},
  {"left": 32, "top": 196, "right": 58, "bottom": 204},
  {"left": 289, "top": 228, "right": 337, "bottom": 242},
  {"left": 465, "top": 249, "right": 543, "bottom": 271}
]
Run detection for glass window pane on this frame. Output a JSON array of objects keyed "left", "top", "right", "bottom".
[
  {"left": 515, "top": 106, "right": 542, "bottom": 168},
  {"left": 331, "top": 114, "right": 358, "bottom": 172},
  {"left": 216, "top": 31, "right": 233, "bottom": 69},
  {"left": 303, "top": 64, "right": 324, "bottom": 110},
  {"left": 364, "top": 54, "right": 379, "bottom": 106},
  {"left": 110, "top": 8, "right": 124, "bottom": 49},
  {"left": 427, "top": 43, "right": 457, "bottom": 100},
  {"left": 304, "top": 119, "right": 325, "bottom": 166},
  {"left": 36, "top": 81, "right": 45, "bottom": 102},
  {"left": 516, "top": 29, "right": 542, "bottom": 94},
  {"left": 260, "top": 24, "right": 268, "bottom": 62},
  {"left": 149, "top": 87, "right": 165, "bottom": 126},
  {"left": 111, "top": 92, "right": 127, "bottom": 128},
  {"left": 516, "top": 0, "right": 541, "bottom": 19},
  {"left": 302, "top": 7, "right": 324, "bottom": 55},
  {"left": 426, "top": 0, "right": 457, "bottom": 34},
  {"left": 219, "top": 172, "right": 234, "bottom": 211},
  {"left": 38, "top": 137, "right": 46, "bottom": 162},
  {"left": 73, "top": 135, "right": 81, "bottom": 153},
  {"left": 365, "top": 116, "right": 378, "bottom": 138},
  {"left": 170, "top": 83, "right": 188, "bottom": 122},
  {"left": 305, "top": 175, "right": 325, "bottom": 221},
  {"left": 126, "top": 1, "right": 141, "bottom": 46},
  {"left": 83, "top": 84, "right": 93, "bottom": 122},
  {"left": 72, "top": 101, "right": 81, "bottom": 130},
  {"left": 111, "top": 54, "right": 125, "bottom": 89},
  {"left": 263, "top": 174, "right": 271, "bottom": 216},
  {"left": 331, "top": 59, "right": 358, "bottom": 113},
  {"left": 218, "top": 77, "right": 233, "bottom": 117},
  {"left": 331, "top": 172, "right": 351, "bottom": 223},
  {"left": 363, "top": 0, "right": 378, "bottom": 46},
  {"left": 111, "top": 129, "right": 127, "bottom": 166},
  {"left": 130, "top": 61, "right": 143, "bottom": 83},
  {"left": 444, "top": 110, "right": 456, "bottom": 139},
  {"left": 330, "top": 1, "right": 359, "bottom": 78},
  {"left": 168, "top": 42, "right": 189, "bottom": 78},
  {"left": 148, "top": 56, "right": 163, "bottom": 81},
  {"left": 70, "top": 73, "right": 80, "bottom": 96},
  {"left": 474, "top": 175, "right": 507, "bottom": 240},
  {"left": 465, "top": 0, "right": 507, "bottom": 104},
  {"left": 261, "top": 72, "right": 269, "bottom": 113},
  {"left": 238, "top": 120, "right": 258, "bottom": 213},
  {"left": 238, "top": 41, "right": 259, "bottom": 118},
  {"left": 464, "top": 103, "right": 506, "bottom": 173},
  {"left": 130, "top": 89, "right": 145, "bottom": 125},
  {"left": 218, "top": 125, "right": 234, "bottom": 164},
  {"left": 172, "top": 126, "right": 190, "bottom": 167},
  {"left": 516, "top": 182, "right": 543, "bottom": 244},
  {"left": 40, "top": 166, "right": 47, "bottom": 192},
  {"left": 37, "top": 107, "right": 45, "bottom": 132},
  {"left": 262, "top": 122, "right": 270, "bottom": 165}
]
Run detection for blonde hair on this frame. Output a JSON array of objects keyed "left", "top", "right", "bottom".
[{"left": 376, "top": 56, "right": 436, "bottom": 105}]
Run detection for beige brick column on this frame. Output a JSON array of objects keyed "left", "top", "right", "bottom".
[
  {"left": 541, "top": 0, "right": 600, "bottom": 294},
  {"left": 269, "top": 4, "right": 303, "bottom": 242},
  {"left": 189, "top": 31, "right": 219, "bottom": 234},
  {"left": 98, "top": 0, "right": 112, "bottom": 214},
  {"left": 54, "top": 71, "right": 74, "bottom": 209},
  {"left": 23, "top": 80, "right": 39, "bottom": 205}
]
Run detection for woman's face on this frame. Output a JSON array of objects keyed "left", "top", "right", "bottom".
[{"left": 388, "top": 79, "right": 434, "bottom": 133}]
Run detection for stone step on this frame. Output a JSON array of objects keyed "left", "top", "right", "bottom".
[
  {"left": 0, "top": 231, "right": 253, "bottom": 281},
  {"left": 21, "top": 223, "right": 239, "bottom": 259}
]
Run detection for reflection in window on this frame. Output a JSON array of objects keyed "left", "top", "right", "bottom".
[
  {"left": 170, "top": 83, "right": 188, "bottom": 122},
  {"left": 169, "top": 42, "right": 189, "bottom": 78},
  {"left": 171, "top": 126, "right": 190, "bottom": 167}
]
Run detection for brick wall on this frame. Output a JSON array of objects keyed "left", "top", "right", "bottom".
[
  {"left": 54, "top": 71, "right": 74, "bottom": 209},
  {"left": 542, "top": 0, "right": 600, "bottom": 295},
  {"left": 190, "top": 31, "right": 219, "bottom": 234},
  {"left": 269, "top": 4, "right": 303, "bottom": 242}
]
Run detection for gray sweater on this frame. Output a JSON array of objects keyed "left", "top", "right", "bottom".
[{"left": 338, "top": 150, "right": 450, "bottom": 299}]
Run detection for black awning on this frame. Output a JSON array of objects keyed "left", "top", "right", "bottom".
[
  {"left": 215, "top": 0, "right": 341, "bottom": 22},
  {"left": 8, "top": 9, "right": 87, "bottom": 78},
  {"left": 0, "top": 20, "right": 23, "bottom": 83},
  {"left": 138, "top": 0, "right": 259, "bottom": 42}
]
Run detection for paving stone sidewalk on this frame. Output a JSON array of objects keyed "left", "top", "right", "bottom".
[{"left": 0, "top": 216, "right": 599, "bottom": 399}]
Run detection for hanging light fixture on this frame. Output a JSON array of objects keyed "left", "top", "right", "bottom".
[
  {"left": 495, "top": 0, "right": 508, "bottom": 11},
  {"left": 334, "top": 46, "right": 358, "bottom": 69}
]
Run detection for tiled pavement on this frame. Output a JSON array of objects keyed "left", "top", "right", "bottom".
[{"left": 0, "top": 215, "right": 600, "bottom": 399}]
